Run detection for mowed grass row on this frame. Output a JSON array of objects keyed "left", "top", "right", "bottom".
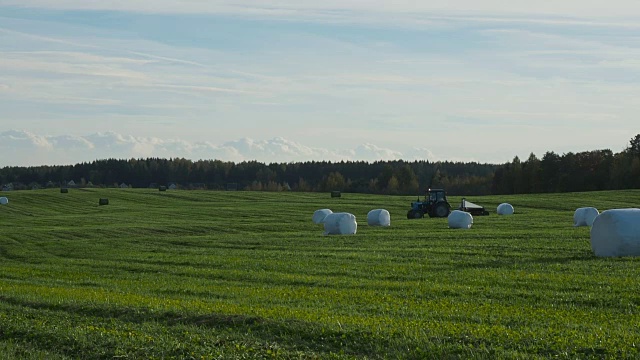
[{"left": 0, "top": 189, "right": 639, "bottom": 359}]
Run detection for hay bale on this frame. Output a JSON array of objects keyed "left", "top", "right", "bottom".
[
  {"left": 323, "top": 212, "right": 357, "bottom": 235},
  {"left": 497, "top": 203, "right": 514, "bottom": 215},
  {"left": 574, "top": 207, "right": 599, "bottom": 227},
  {"left": 367, "top": 209, "right": 391, "bottom": 227},
  {"left": 448, "top": 210, "right": 473, "bottom": 229},
  {"left": 159, "top": 186, "right": 167, "bottom": 192},
  {"left": 331, "top": 191, "right": 341, "bottom": 198},
  {"left": 99, "top": 198, "right": 109, "bottom": 206},
  {"left": 0, "top": 197, "right": 8, "bottom": 205},
  {"left": 313, "top": 209, "right": 333, "bottom": 224},
  {"left": 590, "top": 209, "right": 640, "bottom": 257},
  {"left": 60, "top": 188, "right": 69, "bottom": 194}
]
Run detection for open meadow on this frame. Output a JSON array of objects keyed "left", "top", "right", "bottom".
[{"left": 1, "top": 188, "right": 640, "bottom": 359}]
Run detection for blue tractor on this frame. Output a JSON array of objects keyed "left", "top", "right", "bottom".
[{"left": 407, "top": 188, "right": 451, "bottom": 219}]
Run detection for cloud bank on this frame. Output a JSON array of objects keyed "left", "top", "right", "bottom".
[{"left": 0, "top": 130, "right": 438, "bottom": 166}]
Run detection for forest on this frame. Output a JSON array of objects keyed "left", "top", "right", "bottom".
[{"left": 1, "top": 135, "right": 638, "bottom": 196}]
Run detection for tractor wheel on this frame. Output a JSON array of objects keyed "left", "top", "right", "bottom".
[
  {"left": 407, "top": 210, "right": 424, "bottom": 219},
  {"left": 432, "top": 203, "right": 450, "bottom": 218}
]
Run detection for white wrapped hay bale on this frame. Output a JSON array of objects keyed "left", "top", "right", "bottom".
[
  {"left": 590, "top": 209, "right": 640, "bottom": 257},
  {"left": 574, "top": 207, "right": 599, "bottom": 227},
  {"left": 0, "top": 197, "right": 8, "bottom": 205},
  {"left": 497, "top": 203, "right": 514, "bottom": 215},
  {"left": 448, "top": 210, "right": 473, "bottom": 229},
  {"left": 367, "top": 209, "right": 391, "bottom": 227},
  {"left": 323, "top": 212, "right": 357, "bottom": 235},
  {"left": 312, "top": 209, "right": 333, "bottom": 224}
]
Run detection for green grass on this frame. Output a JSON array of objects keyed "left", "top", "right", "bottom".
[{"left": 1, "top": 188, "right": 640, "bottom": 359}]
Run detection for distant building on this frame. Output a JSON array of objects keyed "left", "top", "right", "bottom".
[{"left": 120, "top": 183, "right": 128, "bottom": 189}]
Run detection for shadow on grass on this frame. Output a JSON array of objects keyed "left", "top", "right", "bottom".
[{"left": 0, "top": 294, "right": 390, "bottom": 359}]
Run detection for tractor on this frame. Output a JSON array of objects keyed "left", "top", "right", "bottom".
[{"left": 407, "top": 188, "right": 451, "bottom": 219}]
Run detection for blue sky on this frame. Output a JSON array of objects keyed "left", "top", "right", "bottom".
[{"left": 1, "top": 1, "right": 639, "bottom": 166}]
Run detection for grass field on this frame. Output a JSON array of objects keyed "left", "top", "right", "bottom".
[{"left": 1, "top": 188, "right": 639, "bottom": 359}]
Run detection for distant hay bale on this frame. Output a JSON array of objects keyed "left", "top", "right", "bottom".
[
  {"left": 331, "top": 191, "right": 341, "bottom": 198},
  {"left": 99, "top": 198, "right": 109, "bottom": 206},
  {"left": 590, "top": 209, "right": 640, "bottom": 257},
  {"left": 574, "top": 207, "right": 599, "bottom": 227},
  {"left": 60, "top": 188, "right": 69, "bottom": 194},
  {"left": 313, "top": 209, "right": 333, "bottom": 224},
  {"left": 0, "top": 197, "right": 8, "bottom": 205},
  {"left": 367, "top": 209, "right": 391, "bottom": 227},
  {"left": 497, "top": 203, "right": 514, "bottom": 215},
  {"left": 323, "top": 212, "right": 357, "bottom": 235},
  {"left": 159, "top": 186, "right": 167, "bottom": 192},
  {"left": 448, "top": 210, "right": 473, "bottom": 229}
]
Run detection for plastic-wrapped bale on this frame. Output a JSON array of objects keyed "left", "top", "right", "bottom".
[
  {"left": 0, "top": 197, "right": 8, "bottom": 205},
  {"left": 323, "top": 212, "right": 357, "bottom": 235},
  {"left": 448, "top": 210, "right": 473, "bottom": 229},
  {"left": 367, "top": 209, "right": 391, "bottom": 227},
  {"left": 497, "top": 203, "right": 514, "bottom": 215},
  {"left": 574, "top": 207, "right": 599, "bottom": 227},
  {"left": 312, "top": 209, "right": 333, "bottom": 224},
  {"left": 590, "top": 209, "right": 640, "bottom": 257}
]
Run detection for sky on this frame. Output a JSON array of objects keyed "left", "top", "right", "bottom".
[{"left": 0, "top": 1, "right": 638, "bottom": 166}]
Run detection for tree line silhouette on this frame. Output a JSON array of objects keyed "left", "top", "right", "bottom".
[{"left": 1, "top": 135, "right": 638, "bottom": 196}]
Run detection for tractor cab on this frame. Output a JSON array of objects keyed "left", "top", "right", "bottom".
[
  {"left": 407, "top": 188, "right": 451, "bottom": 219},
  {"left": 428, "top": 189, "right": 446, "bottom": 203}
]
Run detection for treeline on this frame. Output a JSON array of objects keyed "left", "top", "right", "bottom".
[
  {"left": 492, "top": 134, "right": 640, "bottom": 194},
  {"left": 0, "top": 159, "right": 496, "bottom": 196},
  {"left": 1, "top": 135, "right": 638, "bottom": 195}
]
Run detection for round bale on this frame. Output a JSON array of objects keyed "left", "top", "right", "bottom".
[
  {"left": 312, "top": 209, "right": 333, "bottom": 224},
  {"left": 574, "top": 207, "right": 599, "bottom": 227},
  {"left": 367, "top": 209, "right": 391, "bottom": 227},
  {"left": 448, "top": 210, "right": 473, "bottom": 229},
  {"left": 0, "top": 197, "right": 8, "bottom": 205},
  {"left": 590, "top": 209, "right": 640, "bottom": 257},
  {"left": 323, "top": 212, "right": 357, "bottom": 235},
  {"left": 497, "top": 203, "right": 514, "bottom": 215}
]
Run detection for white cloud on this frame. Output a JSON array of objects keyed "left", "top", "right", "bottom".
[
  {"left": 0, "top": 130, "right": 429, "bottom": 166},
  {"left": 342, "top": 143, "right": 403, "bottom": 161},
  {"left": 403, "top": 148, "right": 438, "bottom": 162},
  {"left": 49, "top": 134, "right": 95, "bottom": 149},
  {"left": 0, "top": 129, "right": 52, "bottom": 149}
]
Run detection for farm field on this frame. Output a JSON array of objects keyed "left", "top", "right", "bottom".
[{"left": 1, "top": 188, "right": 640, "bottom": 359}]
